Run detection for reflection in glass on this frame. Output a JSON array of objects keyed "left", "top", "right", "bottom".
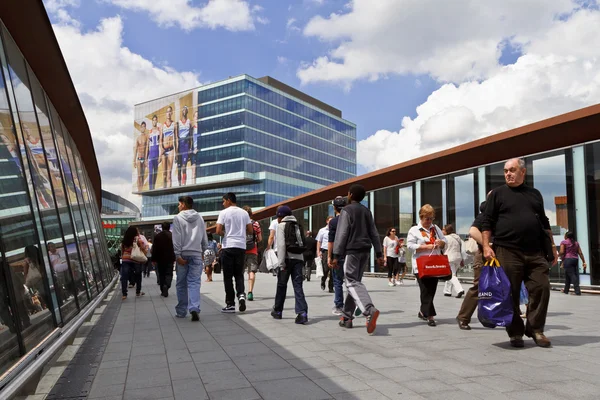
[
  {"left": 453, "top": 173, "right": 475, "bottom": 235},
  {"left": 399, "top": 186, "right": 413, "bottom": 235}
]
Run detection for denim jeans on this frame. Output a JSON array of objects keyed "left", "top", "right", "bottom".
[
  {"left": 175, "top": 256, "right": 202, "bottom": 317},
  {"left": 274, "top": 258, "right": 308, "bottom": 315},
  {"left": 221, "top": 248, "right": 246, "bottom": 306},
  {"left": 121, "top": 261, "right": 142, "bottom": 296},
  {"left": 563, "top": 258, "right": 581, "bottom": 295},
  {"left": 333, "top": 258, "right": 344, "bottom": 309}
]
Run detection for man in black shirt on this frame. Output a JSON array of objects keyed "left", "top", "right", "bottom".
[
  {"left": 152, "top": 222, "right": 176, "bottom": 297},
  {"left": 482, "top": 158, "right": 558, "bottom": 348},
  {"left": 302, "top": 232, "right": 316, "bottom": 281}
]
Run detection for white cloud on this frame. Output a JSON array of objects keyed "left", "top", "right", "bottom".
[
  {"left": 44, "top": 0, "right": 81, "bottom": 26},
  {"left": 286, "top": 17, "right": 301, "bottom": 32},
  {"left": 51, "top": 16, "right": 201, "bottom": 206},
  {"left": 298, "top": 0, "right": 576, "bottom": 86},
  {"left": 104, "top": 0, "right": 264, "bottom": 31},
  {"left": 356, "top": 8, "right": 600, "bottom": 173}
]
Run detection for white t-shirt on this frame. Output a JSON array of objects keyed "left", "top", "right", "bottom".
[
  {"left": 383, "top": 236, "right": 398, "bottom": 258},
  {"left": 315, "top": 226, "right": 329, "bottom": 250},
  {"left": 269, "top": 219, "right": 279, "bottom": 252},
  {"left": 217, "top": 206, "right": 251, "bottom": 249}
]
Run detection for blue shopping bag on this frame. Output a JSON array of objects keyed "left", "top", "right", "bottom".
[
  {"left": 478, "top": 258, "right": 513, "bottom": 328},
  {"left": 519, "top": 282, "right": 529, "bottom": 305}
]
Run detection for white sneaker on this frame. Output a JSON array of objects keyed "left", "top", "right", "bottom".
[
  {"left": 388, "top": 282, "right": 394, "bottom": 287},
  {"left": 332, "top": 307, "right": 343, "bottom": 316},
  {"left": 399, "top": 279, "right": 404, "bottom": 285}
]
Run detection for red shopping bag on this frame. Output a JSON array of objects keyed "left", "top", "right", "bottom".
[{"left": 417, "top": 254, "right": 451, "bottom": 278}]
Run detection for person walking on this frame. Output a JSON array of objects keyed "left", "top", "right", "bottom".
[
  {"left": 120, "top": 226, "right": 148, "bottom": 300},
  {"left": 143, "top": 238, "right": 153, "bottom": 278},
  {"left": 482, "top": 158, "right": 557, "bottom": 348},
  {"left": 456, "top": 199, "right": 488, "bottom": 330},
  {"left": 332, "top": 184, "right": 383, "bottom": 335},
  {"left": 172, "top": 196, "right": 208, "bottom": 322},
  {"left": 407, "top": 204, "right": 447, "bottom": 327},
  {"left": 396, "top": 238, "right": 407, "bottom": 285},
  {"left": 383, "top": 228, "right": 399, "bottom": 287},
  {"left": 327, "top": 196, "right": 347, "bottom": 315},
  {"left": 316, "top": 217, "right": 333, "bottom": 292},
  {"left": 152, "top": 222, "right": 175, "bottom": 297},
  {"left": 442, "top": 224, "right": 465, "bottom": 298},
  {"left": 243, "top": 206, "right": 262, "bottom": 301},
  {"left": 216, "top": 193, "right": 253, "bottom": 313},
  {"left": 205, "top": 233, "right": 218, "bottom": 282},
  {"left": 270, "top": 206, "right": 309, "bottom": 324},
  {"left": 560, "top": 231, "right": 586, "bottom": 296},
  {"left": 302, "top": 231, "right": 316, "bottom": 281}
]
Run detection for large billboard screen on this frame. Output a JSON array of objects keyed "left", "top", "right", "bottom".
[{"left": 132, "top": 89, "right": 198, "bottom": 193}]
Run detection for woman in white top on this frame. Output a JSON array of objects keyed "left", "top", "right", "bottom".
[
  {"left": 407, "top": 204, "right": 447, "bottom": 326},
  {"left": 383, "top": 228, "right": 399, "bottom": 286},
  {"left": 442, "top": 224, "right": 465, "bottom": 298}
]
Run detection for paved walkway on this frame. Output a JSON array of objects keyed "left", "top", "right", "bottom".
[{"left": 85, "top": 272, "right": 600, "bottom": 400}]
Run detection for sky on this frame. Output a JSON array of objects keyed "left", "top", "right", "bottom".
[{"left": 42, "top": 0, "right": 600, "bottom": 206}]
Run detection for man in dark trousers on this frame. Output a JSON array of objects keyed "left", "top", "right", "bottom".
[
  {"left": 327, "top": 196, "right": 347, "bottom": 316},
  {"left": 482, "top": 158, "right": 558, "bottom": 348},
  {"left": 152, "top": 222, "right": 176, "bottom": 297},
  {"left": 302, "top": 231, "right": 316, "bottom": 281},
  {"left": 332, "top": 184, "right": 384, "bottom": 335}
]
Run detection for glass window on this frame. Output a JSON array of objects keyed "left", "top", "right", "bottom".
[
  {"left": 398, "top": 185, "right": 414, "bottom": 235},
  {"left": 421, "top": 176, "right": 445, "bottom": 227},
  {"left": 585, "top": 142, "right": 600, "bottom": 285},
  {"left": 448, "top": 172, "right": 476, "bottom": 235}
]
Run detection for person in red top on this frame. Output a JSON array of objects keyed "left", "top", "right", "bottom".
[
  {"left": 121, "top": 226, "right": 148, "bottom": 300},
  {"left": 243, "top": 206, "right": 262, "bottom": 301}
]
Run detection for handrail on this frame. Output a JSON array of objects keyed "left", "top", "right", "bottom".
[{"left": 0, "top": 275, "right": 118, "bottom": 399}]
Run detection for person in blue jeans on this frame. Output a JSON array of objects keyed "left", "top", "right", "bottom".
[
  {"left": 327, "top": 196, "right": 347, "bottom": 315},
  {"left": 172, "top": 196, "right": 208, "bottom": 322},
  {"left": 271, "top": 205, "right": 308, "bottom": 324}
]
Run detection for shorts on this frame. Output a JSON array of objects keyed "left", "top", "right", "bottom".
[
  {"left": 398, "top": 262, "right": 406, "bottom": 273},
  {"left": 245, "top": 253, "right": 258, "bottom": 273}
]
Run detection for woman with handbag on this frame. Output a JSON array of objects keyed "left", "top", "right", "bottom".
[
  {"left": 383, "top": 228, "right": 399, "bottom": 286},
  {"left": 407, "top": 204, "right": 447, "bottom": 326},
  {"left": 121, "top": 227, "right": 148, "bottom": 300}
]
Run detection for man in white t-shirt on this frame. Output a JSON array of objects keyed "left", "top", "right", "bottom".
[
  {"left": 216, "top": 192, "right": 253, "bottom": 313},
  {"left": 267, "top": 219, "right": 279, "bottom": 253}
]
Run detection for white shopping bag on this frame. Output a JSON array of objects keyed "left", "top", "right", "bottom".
[
  {"left": 264, "top": 249, "right": 278, "bottom": 272},
  {"left": 315, "top": 257, "right": 324, "bottom": 278}
]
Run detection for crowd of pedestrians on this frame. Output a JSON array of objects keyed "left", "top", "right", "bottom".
[{"left": 118, "top": 158, "right": 578, "bottom": 347}]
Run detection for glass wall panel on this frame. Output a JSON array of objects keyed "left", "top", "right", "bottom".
[
  {"left": 398, "top": 185, "right": 414, "bottom": 236},
  {"left": 449, "top": 172, "right": 476, "bottom": 235},
  {"left": 374, "top": 186, "right": 399, "bottom": 273},
  {"left": 0, "top": 47, "right": 23, "bottom": 374},
  {"left": 0, "top": 31, "right": 57, "bottom": 350},
  {"left": 585, "top": 142, "right": 600, "bottom": 285},
  {"left": 311, "top": 202, "right": 332, "bottom": 239},
  {"left": 529, "top": 153, "right": 572, "bottom": 281},
  {"left": 54, "top": 120, "right": 98, "bottom": 297},
  {"left": 421, "top": 176, "right": 444, "bottom": 227}
]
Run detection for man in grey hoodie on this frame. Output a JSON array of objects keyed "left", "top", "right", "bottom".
[
  {"left": 172, "top": 196, "right": 208, "bottom": 321},
  {"left": 332, "top": 184, "right": 384, "bottom": 335},
  {"left": 270, "top": 205, "right": 308, "bottom": 324}
]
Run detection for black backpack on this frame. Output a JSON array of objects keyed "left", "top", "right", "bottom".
[
  {"left": 284, "top": 220, "right": 306, "bottom": 254},
  {"left": 246, "top": 221, "right": 257, "bottom": 251}
]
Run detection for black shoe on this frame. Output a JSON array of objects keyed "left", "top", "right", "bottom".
[
  {"left": 444, "top": 293, "right": 452, "bottom": 297},
  {"left": 328, "top": 289, "right": 334, "bottom": 293},
  {"left": 456, "top": 291, "right": 465, "bottom": 298},
  {"left": 295, "top": 313, "right": 308, "bottom": 325},
  {"left": 221, "top": 305, "right": 235, "bottom": 313},
  {"left": 191, "top": 311, "right": 199, "bottom": 322},
  {"left": 510, "top": 336, "right": 525, "bottom": 348},
  {"left": 339, "top": 317, "right": 353, "bottom": 329},
  {"left": 321, "top": 283, "right": 325, "bottom": 291},
  {"left": 427, "top": 319, "right": 437, "bottom": 327},
  {"left": 238, "top": 295, "right": 246, "bottom": 312},
  {"left": 161, "top": 286, "right": 168, "bottom": 297},
  {"left": 417, "top": 312, "right": 427, "bottom": 321},
  {"left": 271, "top": 310, "right": 282, "bottom": 320}
]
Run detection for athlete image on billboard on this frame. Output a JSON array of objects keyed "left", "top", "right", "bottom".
[
  {"left": 191, "top": 110, "right": 199, "bottom": 182},
  {"left": 161, "top": 105, "right": 176, "bottom": 189},
  {"left": 133, "top": 121, "right": 149, "bottom": 193},
  {"left": 148, "top": 115, "right": 161, "bottom": 190},
  {"left": 176, "top": 106, "right": 192, "bottom": 186}
]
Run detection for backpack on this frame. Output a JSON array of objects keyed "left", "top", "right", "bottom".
[
  {"left": 246, "top": 221, "right": 257, "bottom": 251},
  {"left": 283, "top": 220, "right": 306, "bottom": 254}
]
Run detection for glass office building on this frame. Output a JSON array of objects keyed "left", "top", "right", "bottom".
[
  {"left": 101, "top": 190, "right": 140, "bottom": 255},
  {"left": 0, "top": 19, "right": 113, "bottom": 376},
  {"left": 248, "top": 104, "right": 600, "bottom": 286},
  {"left": 135, "top": 75, "right": 356, "bottom": 218}
]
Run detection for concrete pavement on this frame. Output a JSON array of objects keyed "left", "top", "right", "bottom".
[{"left": 80, "top": 272, "right": 600, "bottom": 400}]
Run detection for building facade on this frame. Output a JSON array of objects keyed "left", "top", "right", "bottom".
[
  {"left": 101, "top": 190, "right": 140, "bottom": 255},
  {"left": 0, "top": 2, "right": 113, "bottom": 380},
  {"left": 247, "top": 104, "right": 600, "bottom": 287},
  {"left": 133, "top": 75, "right": 356, "bottom": 219}
]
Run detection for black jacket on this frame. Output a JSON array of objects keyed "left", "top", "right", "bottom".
[
  {"left": 332, "top": 202, "right": 382, "bottom": 259},
  {"left": 303, "top": 236, "right": 316, "bottom": 259},
  {"left": 151, "top": 231, "right": 176, "bottom": 264}
]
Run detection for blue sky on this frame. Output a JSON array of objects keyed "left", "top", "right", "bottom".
[{"left": 44, "top": 0, "right": 600, "bottom": 202}]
